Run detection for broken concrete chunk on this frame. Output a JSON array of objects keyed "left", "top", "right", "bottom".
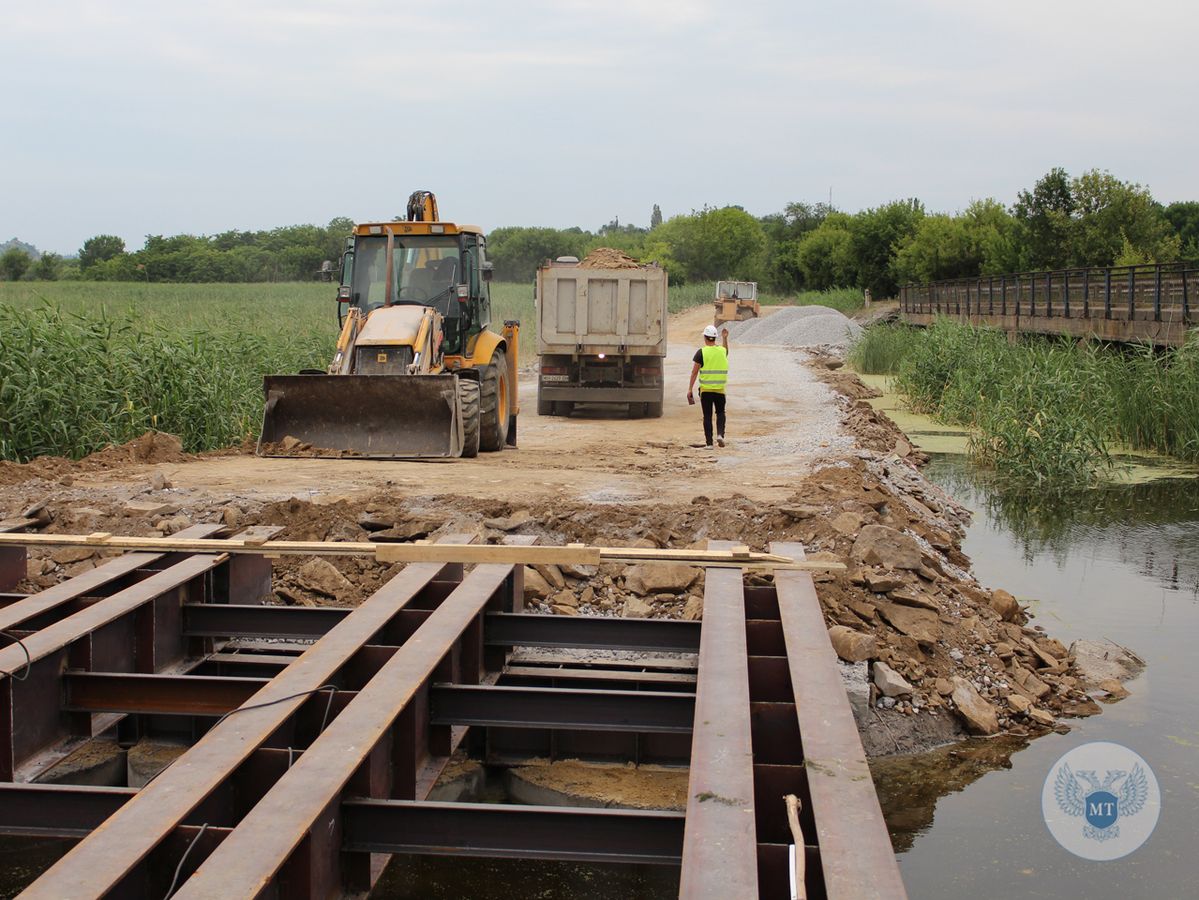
[
  {"left": 1069, "top": 638, "right": 1144, "bottom": 688},
  {"left": 682, "top": 596, "right": 703, "bottom": 621}
]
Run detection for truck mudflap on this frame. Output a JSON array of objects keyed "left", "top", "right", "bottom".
[{"left": 257, "top": 374, "right": 464, "bottom": 459}]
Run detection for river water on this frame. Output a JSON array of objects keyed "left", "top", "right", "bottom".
[{"left": 873, "top": 456, "right": 1199, "bottom": 898}]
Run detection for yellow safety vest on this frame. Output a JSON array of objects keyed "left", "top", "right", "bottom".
[{"left": 699, "top": 346, "right": 728, "bottom": 393}]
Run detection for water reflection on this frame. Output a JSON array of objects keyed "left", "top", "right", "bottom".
[
  {"left": 931, "top": 458, "right": 1199, "bottom": 598},
  {"left": 882, "top": 455, "right": 1199, "bottom": 899}
]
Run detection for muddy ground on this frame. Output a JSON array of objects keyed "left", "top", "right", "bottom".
[{"left": 0, "top": 305, "right": 1116, "bottom": 756}]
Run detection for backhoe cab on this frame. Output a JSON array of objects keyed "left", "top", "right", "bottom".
[{"left": 258, "top": 192, "right": 518, "bottom": 459}]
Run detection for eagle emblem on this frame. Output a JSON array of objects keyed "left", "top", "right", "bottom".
[{"left": 1054, "top": 761, "right": 1150, "bottom": 842}]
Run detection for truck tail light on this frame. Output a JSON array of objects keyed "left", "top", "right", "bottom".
[
  {"left": 634, "top": 366, "right": 661, "bottom": 376},
  {"left": 541, "top": 365, "right": 568, "bottom": 375}
]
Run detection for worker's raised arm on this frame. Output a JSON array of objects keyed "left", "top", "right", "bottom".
[{"left": 721, "top": 327, "right": 730, "bottom": 354}]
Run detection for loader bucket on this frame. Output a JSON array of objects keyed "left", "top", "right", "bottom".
[{"left": 257, "top": 374, "right": 463, "bottom": 459}]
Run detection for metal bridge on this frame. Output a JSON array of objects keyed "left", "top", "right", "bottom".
[
  {"left": 900, "top": 261, "right": 1198, "bottom": 346},
  {"left": 0, "top": 525, "right": 905, "bottom": 899}
]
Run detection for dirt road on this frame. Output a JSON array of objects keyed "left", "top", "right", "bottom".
[{"left": 62, "top": 306, "right": 851, "bottom": 506}]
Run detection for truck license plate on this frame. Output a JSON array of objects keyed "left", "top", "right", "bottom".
[{"left": 541, "top": 375, "right": 570, "bottom": 382}]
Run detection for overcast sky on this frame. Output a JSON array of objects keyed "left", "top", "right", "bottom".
[{"left": 5, "top": 1, "right": 1196, "bottom": 255}]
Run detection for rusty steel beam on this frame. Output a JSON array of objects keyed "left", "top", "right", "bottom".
[
  {"left": 501, "top": 664, "right": 696, "bottom": 688},
  {"left": 679, "top": 541, "right": 758, "bottom": 899},
  {"left": 772, "top": 542, "right": 906, "bottom": 900},
  {"left": 342, "top": 799, "right": 686, "bottom": 865},
  {"left": 484, "top": 611, "right": 700, "bottom": 652},
  {"left": 183, "top": 602, "right": 349, "bottom": 639},
  {"left": 171, "top": 538, "right": 533, "bottom": 899},
  {"left": 1, "top": 554, "right": 225, "bottom": 781},
  {"left": 19, "top": 536, "right": 474, "bottom": 900},
  {"left": 430, "top": 683, "right": 695, "bottom": 733},
  {"left": 0, "top": 783, "right": 135, "bottom": 838},
  {"left": 64, "top": 672, "right": 269, "bottom": 717}
]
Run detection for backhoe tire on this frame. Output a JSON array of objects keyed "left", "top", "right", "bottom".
[
  {"left": 479, "top": 349, "right": 510, "bottom": 452},
  {"left": 458, "top": 379, "right": 481, "bottom": 459}
]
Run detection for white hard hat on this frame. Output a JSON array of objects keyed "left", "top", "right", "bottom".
[{"left": 703, "top": 325, "right": 719, "bottom": 339}]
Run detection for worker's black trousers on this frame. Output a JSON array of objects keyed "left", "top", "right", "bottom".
[{"left": 700, "top": 391, "right": 726, "bottom": 445}]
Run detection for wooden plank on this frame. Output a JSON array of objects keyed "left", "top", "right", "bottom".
[
  {"left": 0, "top": 523, "right": 226, "bottom": 634},
  {"left": 679, "top": 541, "right": 758, "bottom": 899},
  {"left": 771, "top": 542, "right": 906, "bottom": 900},
  {"left": 0, "top": 533, "right": 815, "bottom": 571}
]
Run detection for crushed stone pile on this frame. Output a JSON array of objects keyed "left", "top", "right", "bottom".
[
  {"left": 577, "top": 247, "right": 644, "bottom": 269},
  {"left": 725, "top": 305, "right": 863, "bottom": 348}
]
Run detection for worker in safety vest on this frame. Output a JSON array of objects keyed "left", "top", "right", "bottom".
[{"left": 687, "top": 324, "right": 730, "bottom": 447}]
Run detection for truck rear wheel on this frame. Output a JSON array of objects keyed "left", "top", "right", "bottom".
[
  {"left": 537, "top": 383, "right": 553, "bottom": 416},
  {"left": 458, "top": 379, "right": 480, "bottom": 458},
  {"left": 479, "top": 349, "right": 510, "bottom": 452},
  {"left": 646, "top": 401, "right": 663, "bottom": 418}
]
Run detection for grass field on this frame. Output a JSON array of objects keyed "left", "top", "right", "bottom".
[
  {"left": 0, "top": 280, "right": 857, "bottom": 462},
  {"left": 849, "top": 318, "right": 1199, "bottom": 486}
]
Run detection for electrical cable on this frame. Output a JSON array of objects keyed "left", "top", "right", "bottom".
[
  {"left": 143, "top": 685, "right": 339, "bottom": 789},
  {"left": 212, "top": 684, "right": 339, "bottom": 731},
  {"left": 0, "top": 629, "right": 31, "bottom": 681},
  {"left": 163, "top": 822, "right": 208, "bottom": 899}
]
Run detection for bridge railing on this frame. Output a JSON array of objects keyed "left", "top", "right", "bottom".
[{"left": 900, "top": 261, "right": 1198, "bottom": 323}]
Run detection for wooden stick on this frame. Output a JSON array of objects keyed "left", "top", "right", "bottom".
[
  {"left": 0, "top": 532, "right": 844, "bottom": 571},
  {"left": 785, "top": 793, "right": 807, "bottom": 900}
]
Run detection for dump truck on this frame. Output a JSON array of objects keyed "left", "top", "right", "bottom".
[
  {"left": 258, "top": 191, "right": 518, "bottom": 459},
  {"left": 713, "top": 280, "right": 759, "bottom": 325},
  {"left": 535, "top": 253, "right": 667, "bottom": 418}
]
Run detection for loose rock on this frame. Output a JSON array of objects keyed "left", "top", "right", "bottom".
[
  {"left": 851, "top": 525, "right": 924, "bottom": 570},
  {"left": 296, "top": 559, "right": 354, "bottom": 598},
  {"left": 873, "top": 661, "right": 914, "bottom": 698},
  {"left": 951, "top": 676, "right": 1000, "bottom": 735},
  {"left": 829, "top": 625, "right": 877, "bottom": 662},
  {"left": 623, "top": 563, "right": 699, "bottom": 596}
]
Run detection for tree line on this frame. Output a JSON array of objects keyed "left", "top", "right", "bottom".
[{"left": 3, "top": 169, "right": 1196, "bottom": 297}]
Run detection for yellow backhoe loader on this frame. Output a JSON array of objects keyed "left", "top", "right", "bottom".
[{"left": 257, "top": 191, "right": 518, "bottom": 458}]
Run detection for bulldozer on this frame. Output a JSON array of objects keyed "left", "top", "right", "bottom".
[{"left": 257, "top": 191, "right": 518, "bottom": 459}]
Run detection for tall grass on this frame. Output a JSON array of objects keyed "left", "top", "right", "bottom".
[
  {"left": 0, "top": 301, "right": 331, "bottom": 461},
  {"left": 848, "top": 318, "right": 1199, "bottom": 486},
  {"left": 0, "top": 277, "right": 724, "bottom": 462},
  {"left": 848, "top": 324, "right": 920, "bottom": 374}
]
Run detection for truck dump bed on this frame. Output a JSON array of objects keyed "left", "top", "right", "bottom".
[{"left": 536, "top": 263, "right": 668, "bottom": 356}]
